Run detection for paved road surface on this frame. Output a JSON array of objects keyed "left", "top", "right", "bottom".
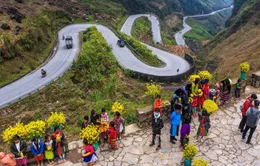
[
  {"left": 175, "top": 6, "right": 233, "bottom": 46},
  {"left": 0, "top": 16, "right": 190, "bottom": 108}
]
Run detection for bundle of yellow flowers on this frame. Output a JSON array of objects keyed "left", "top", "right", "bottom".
[
  {"left": 239, "top": 62, "right": 250, "bottom": 72},
  {"left": 183, "top": 144, "right": 198, "bottom": 160},
  {"left": 2, "top": 123, "right": 27, "bottom": 144},
  {"left": 198, "top": 70, "right": 213, "bottom": 80},
  {"left": 97, "top": 119, "right": 109, "bottom": 133},
  {"left": 47, "top": 112, "right": 66, "bottom": 128},
  {"left": 162, "top": 100, "right": 170, "bottom": 106},
  {"left": 192, "top": 158, "right": 208, "bottom": 166},
  {"left": 203, "top": 99, "right": 218, "bottom": 115},
  {"left": 197, "top": 89, "right": 203, "bottom": 97},
  {"left": 25, "top": 120, "right": 46, "bottom": 139},
  {"left": 189, "top": 75, "right": 200, "bottom": 83},
  {"left": 112, "top": 102, "right": 124, "bottom": 114},
  {"left": 145, "top": 83, "right": 162, "bottom": 98},
  {"left": 81, "top": 124, "right": 99, "bottom": 145}
]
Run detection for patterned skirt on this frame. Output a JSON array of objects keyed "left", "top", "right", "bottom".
[
  {"left": 83, "top": 152, "right": 98, "bottom": 163},
  {"left": 16, "top": 156, "right": 28, "bottom": 166},
  {"left": 220, "top": 91, "right": 230, "bottom": 102},
  {"left": 109, "top": 139, "right": 117, "bottom": 148},
  {"left": 196, "top": 124, "right": 208, "bottom": 136}
]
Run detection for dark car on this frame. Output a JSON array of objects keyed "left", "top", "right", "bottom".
[
  {"left": 117, "top": 39, "right": 125, "bottom": 47},
  {"left": 65, "top": 36, "right": 73, "bottom": 49}
]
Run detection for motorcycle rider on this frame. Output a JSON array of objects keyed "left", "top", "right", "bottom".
[{"left": 41, "top": 69, "right": 46, "bottom": 77}]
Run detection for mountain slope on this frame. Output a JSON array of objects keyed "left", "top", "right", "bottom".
[{"left": 206, "top": 0, "right": 260, "bottom": 78}]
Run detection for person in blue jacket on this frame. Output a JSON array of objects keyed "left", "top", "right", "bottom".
[
  {"left": 30, "top": 137, "right": 44, "bottom": 166},
  {"left": 170, "top": 104, "right": 182, "bottom": 144}
]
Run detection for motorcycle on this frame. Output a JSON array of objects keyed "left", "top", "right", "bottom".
[{"left": 41, "top": 69, "right": 46, "bottom": 78}]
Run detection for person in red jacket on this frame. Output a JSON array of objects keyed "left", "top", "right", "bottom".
[
  {"left": 154, "top": 95, "right": 163, "bottom": 115},
  {"left": 108, "top": 121, "right": 118, "bottom": 150},
  {"left": 239, "top": 94, "right": 257, "bottom": 132}
]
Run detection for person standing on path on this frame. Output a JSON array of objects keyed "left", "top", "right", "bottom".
[
  {"left": 170, "top": 104, "right": 182, "bottom": 144},
  {"left": 30, "top": 137, "right": 44, "bottom": 166},
  {"left": 219, "top": 78, "right": 231, "bottom": 106},
  {"left": 10, "top": 135, "right": 28, "bottom": 166},
  {"left": 239, "top": 94, "right": 257, "bottom": 132},
  {"left": 196, "top": 110, "right": 211, "bottom": 141},
  {"left": 150, "top": 108, "right": 164, "bottom": 150},
  {"left": 154, "top": 94, "right": 163, "bottom": 115},
  {"left": 242, "top": 100, "right": 260, "bottom": 145}
]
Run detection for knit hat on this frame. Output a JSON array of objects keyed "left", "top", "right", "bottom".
[{"left": 251, "top": 94, "right": 258, "bottom": 100}]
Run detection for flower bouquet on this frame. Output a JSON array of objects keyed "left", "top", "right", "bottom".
[
  {"left": 183, "top": 144, "right": 198, "bottom": 166},
  {"left": 198, "top": 70, "right": 213, "bottom": 80},
  {"left": 189, "top": 75, "right": 200, "bottom": 83},
  {"left": 47, "top": 112, "right": 66, "bottom": 130},
  {"left": 239, "top": 62, "right": 250, "bottom": 80},
  {"left": 2, "top": 123, "right": 27, "bottom": 144},
  {"left": 112, "top": 102, "right": 124, "bottom": 114},
  {"left": 192, "top": 158, "right": 208, "bottom": 166},
  {"left": 25, "top": 120, "right": 46, "bottom": 140},
  {"left": 81, "top": 124, "right": 99, "bottom": 145},
  {"left": 203, "top": 99, "right": 218, "bottom": 115},
  {"left": 145, "top": 83, "right": 162, "bottom": 107}
]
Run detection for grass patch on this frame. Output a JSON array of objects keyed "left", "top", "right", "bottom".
[
  {"left": 132, "top": 16, "right": 153, "bottom": 43},
  {"left": 119, "top": 32, "right": 164, "bottom": 67}
]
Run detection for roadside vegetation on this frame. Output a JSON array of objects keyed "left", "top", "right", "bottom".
[
  {"left": 0, "top": 26, "right": 173, "bottom": 151},
  {"left": 119, "top": 32, "right": 164, "bottom": 67},
  {"left": 132, "top": 16, "right": 153, "bottom": 43}
]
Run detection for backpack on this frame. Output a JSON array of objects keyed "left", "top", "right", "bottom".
[{"left": 246, "top": 108, "right": 260, "bottom": 128}]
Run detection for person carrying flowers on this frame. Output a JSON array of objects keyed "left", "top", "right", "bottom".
[
  {"left": 108, "top": 121, "right": 118, "bottom": 150},
  {"left": 52, "top": 126, "right": 66, "bottom": 163},
  {"left": 235, "top": 78, "right": 242, "bottom": 100},
  {"left": 30, "top": 137, "right": 44, "bottom": 166},
  {"left": 90, "top": 110, "right": 101, "bottom": 126},
  {"left": 113, "top": 111, "right": 125, "bottom": 140},
  {"left": 82, "top": 116, "right": 89, "bottom": 129},
  {"left": 0, "top": 152, "right": 17, "bottom": 166},
  {"left": 10, "top": 135, "right": 28, "bottom": 166},
  {"left": 82, "top": 139, "right": 98, "bottom": 166},
  {"left": 99, "top": 108, "right": 109, "bottom": 147},
  {"left": 220, "top": 78, "right": 232, "bottom": 106},
  {"left": 44, "top": 134, "right": 54, "bottom": 165}
]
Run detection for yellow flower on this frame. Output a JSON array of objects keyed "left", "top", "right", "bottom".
[
  {"left": 47, "top": 112, "right": 66, "bottom": 128},
  {"left": 198, "top": 89, "right": 203, "bottom": 97},
  {"left": 81, "top": 124, "right": 99, "bottom": 145},
  {"left": 189, "top": 75, "right": 200, "bottom": 83},
  {"left": 239, "top": 62, "right": 250, "bottom": 72},
  {"left": 25, "top": 120, "right": 46, "bottom": 139},
  {"left": 192, "top": 158, "right": 208, "bottom": 166},
  {"left": 145, "top": 83, "right": 162, "bottom": 98},
  {"left": 2, "top": 123, "right": 27, "bottom": 144},
  {"left": 183, "top": 144, "right": 198, "bottom": 160},
  {"left": 112, "top": 102, "right": 124, "bottom": 114},
  {"left": 198, "top": 70, "right": 213, "bottom": 80},
  {"left": 203, "top": 99, "right": 218, "bottom": 115}
]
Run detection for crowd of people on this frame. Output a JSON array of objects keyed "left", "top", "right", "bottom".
[
  {"left": 149, "top": 77, "right": 260, "bottom": 151},
  {"left": 1, "top": 77, "right": 259, "bottom": 166}
]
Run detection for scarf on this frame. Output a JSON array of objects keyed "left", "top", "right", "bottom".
[{"left": 154, "top": 112, "right": 160, "bottom": 123}]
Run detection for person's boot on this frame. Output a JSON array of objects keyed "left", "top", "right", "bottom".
[
  {"left": 170, "top": 136, "right": 175, "bottom": 144},
  {"left": 149, "top": 134, "right": 155, "bottom": 146},
  {"left": 156, "top": 145, "right": 161, "bottom": 151},
  {"left": 173, "top": 136, "right": 177, "bottom": 141}
]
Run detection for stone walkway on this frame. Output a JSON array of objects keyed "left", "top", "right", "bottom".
[{"left": 59, "top": 89, "right": 260, "bottom": 166}]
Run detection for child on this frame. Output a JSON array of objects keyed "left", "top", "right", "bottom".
[
  {"left": 44, "top": 135, "right": 54, "bottom": 165},
  {"left": 90, "top": 110, "right": 101, "bottom": 126},
  {"left": 235, "top": 78, "right": 242, "bottom": 100},
  {"left": 101, "top": 108, "right": 109, "bottom": 122},
  {"left": 197, "top": 110, "right": 211, "bottom": 141},
  {"left": 180, "top": 118, "right": 191, "bottom": 148},
  {"left": 154, "top": 94, "right": 163, "bottom": 115},
  {"left": 30, "top": 137, "right": 44, "bottom": 166},
  {"left": 0, "top": 152, "right": 17, "bottom": 166},
  {"left": 100, "top": 108, "right": 109, "bottom": 147},
  {"left": 108, "top": 121, "right": 118, "bottom": 150},
  {"left": 150, "top": 108, "right": 164, "bottom": 150},
  {"left": 82, "top": 139, "right": 98, "bottom": 166},
  {"left": 52, "top": 126, "right": 66, "bottom": 163},
  {"left": 82, "top": 116, "right": 89, "bottom": 129},
  {"left": 113, "top": 111, "right": 125, "bottom": 140},
  {"left": 170, "top": 104, "right": 182, "bottom": 144}
]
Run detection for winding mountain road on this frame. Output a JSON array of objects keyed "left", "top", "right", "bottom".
[
  {"left": 0, "top": 16, "right": 190, "bottom": 108},
  {"left": 175, "top": 6, "right": 233, "bottom": 46}
]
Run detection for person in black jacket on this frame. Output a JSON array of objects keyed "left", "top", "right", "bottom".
[
  {"left": 150, "top": 108, "right": 164, "bottom": 151},
  {"left": 90, "top": 110, "right": 101, "bottom": 126},
  {"left": 81, "top": 115, "right": 89, "bottom": 129},
  {"left": 10, "top": 135, "right": 28, "bottom": 166}
]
